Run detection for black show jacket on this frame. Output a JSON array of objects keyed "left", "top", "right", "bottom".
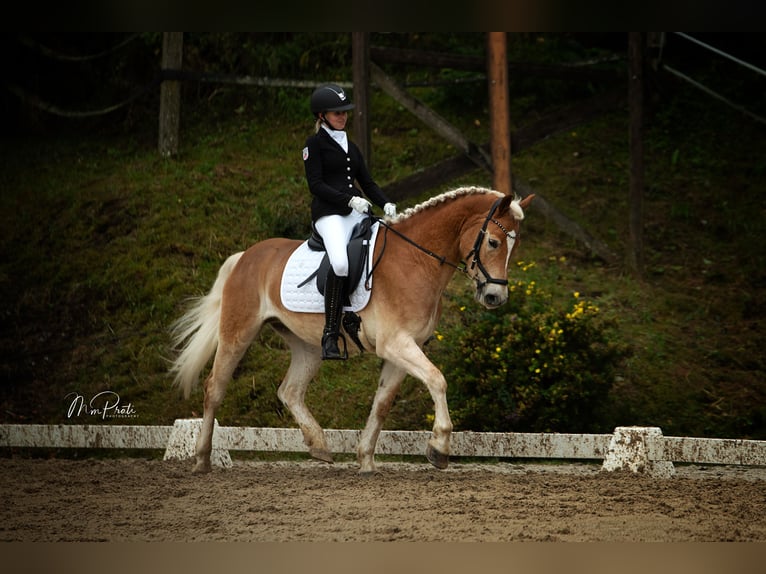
[{"left": 303, "top": 128, "right": 391, "bottom": 222}]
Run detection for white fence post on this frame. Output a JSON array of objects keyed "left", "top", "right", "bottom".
[
  {"left": 162, "top": 418, "right": 232, "bottom": 468},
  {"left": 601, "top": 426, "right": 675, "bottom": 478}
]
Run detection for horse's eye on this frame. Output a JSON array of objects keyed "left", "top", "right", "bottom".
[{"left": 488, "top": 238, "right": 500, "bottom": 249}]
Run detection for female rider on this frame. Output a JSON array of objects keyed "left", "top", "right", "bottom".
[{"left": 302, "top": 83, "right": 396, "bottom": 359}]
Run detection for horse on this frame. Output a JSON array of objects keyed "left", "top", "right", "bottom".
[{"left": 169, "top": 185, "right": 534, "bottom": 474}]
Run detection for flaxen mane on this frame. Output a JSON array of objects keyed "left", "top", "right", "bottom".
[{"left": 392, "top": 186, "right": 525, "bottom": 223}]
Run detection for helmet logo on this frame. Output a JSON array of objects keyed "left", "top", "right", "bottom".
[{"left": 329, "top": 87, "right": 346, "bottom": 101}]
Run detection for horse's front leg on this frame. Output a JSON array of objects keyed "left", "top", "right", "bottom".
[
  {"left": 422, "top": 368, "right": 452, "bottom": 470},
  {"left": 377, "top": 339, "right": 453, "bottom": 470},
  {"left": 357, "top": 360, "right": 407, "bottom": 474}
]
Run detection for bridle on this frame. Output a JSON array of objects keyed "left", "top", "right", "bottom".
[
  {"left": 371, "top": 197, "right": 517, "bottom": 290},
  {"left": 465, "top": 197, "right": 517, "bottom": 290}
]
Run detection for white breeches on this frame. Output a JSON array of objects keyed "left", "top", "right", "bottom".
[{"left": 314, "top": 210, "right": 367, "bottom": 277}]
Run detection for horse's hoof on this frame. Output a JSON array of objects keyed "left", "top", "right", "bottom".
[
  {"left": 309, "top": 447, "right": 334, "bottom": 463},
  {"left": 358, "top": 468, "right": 380, "bottom": 477},
  {"left": 426, "top": 444, "right": 449, "bottom": 469},
  {"left": 192, "top": 460, "right": 212, "bottom": 474}
]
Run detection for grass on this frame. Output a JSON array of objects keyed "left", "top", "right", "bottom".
[{"left": 1, "top": 46, "right": 764, "bottom": 442}]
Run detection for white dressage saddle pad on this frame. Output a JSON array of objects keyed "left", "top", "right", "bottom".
[{"left": 280, "top": 222, "right": 380, "bottom": 313}]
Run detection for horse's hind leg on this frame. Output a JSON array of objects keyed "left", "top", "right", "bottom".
[
  {"left": 274, "top": 330, "right": 329, "bottom": 462},
  {"left": 194, "top": 328, "right": 258, "bottom": 474},
  {"left": 357, "top": 360, "right": 408, "bottom": 474}
]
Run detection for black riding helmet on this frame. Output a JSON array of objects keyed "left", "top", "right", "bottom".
[{"left": 310, "top": 83, "right": 355, "bottom": 118}]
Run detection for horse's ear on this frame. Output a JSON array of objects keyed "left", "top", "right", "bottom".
[
  {"left": 519, "top": 194, "right": 535, "bottom": 210},
  {"left": 498, "top": 193, "right": 514, "bottom": 214}
]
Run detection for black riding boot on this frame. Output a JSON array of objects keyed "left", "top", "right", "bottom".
[{"left": 321, "top": 271, "right": 348, "bottom": 360}]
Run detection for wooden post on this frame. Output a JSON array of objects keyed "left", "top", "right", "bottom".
[
  {"left": 487, "top": 32, "right": 511, "bottom": 195},
  {"left": 352, "top": 32, "right": 371, "bottom": 168},
  {"left": 159, "top": 32, "right": 183, "bottom": 158},
  {"left": 628, "top": 32, "right": 645, "bottom": 276}
]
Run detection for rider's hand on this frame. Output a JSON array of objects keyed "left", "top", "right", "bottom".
[
  {"left": 384, "top": 203, "right": 397, "bottom": 218},
  {"left": 348, "top": 196, "right": 372, "bottom": 214}
]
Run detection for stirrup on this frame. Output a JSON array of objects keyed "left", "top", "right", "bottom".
[{"left": 322, "top": 331, "right": 348, "bottom": 360}]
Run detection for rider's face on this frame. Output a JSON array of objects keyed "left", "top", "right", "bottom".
[{"left": 324, "top": 110, "right": 348, "bottom": 131}]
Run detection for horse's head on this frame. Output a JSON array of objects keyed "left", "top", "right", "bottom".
[{"left": 464, "top": 193, "right": 534, "bottom": 309}]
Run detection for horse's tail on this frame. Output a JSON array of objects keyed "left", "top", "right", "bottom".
[{"left": 169, "top": 251, "right": 244, "bottom": 398}]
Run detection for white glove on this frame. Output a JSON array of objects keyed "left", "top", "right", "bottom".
[
  {"left": 348, "top": 196, "right": 372, "bottom": 214},
  {"left": 384, "top": 203, "right": 397, "bottom": 218}
]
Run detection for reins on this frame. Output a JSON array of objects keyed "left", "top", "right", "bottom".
[
  {"left": 367, "top": 197, "right": 517, "bottom": 289},
  {"left": 373, "top": 217, "right": 468, "bottom": 274}
]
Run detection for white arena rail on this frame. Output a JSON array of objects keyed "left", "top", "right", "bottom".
[{"left": 1, "top": 421, "right": 765, "bottom": 478}]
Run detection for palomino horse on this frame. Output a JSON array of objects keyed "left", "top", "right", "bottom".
[{"left": 170, "top": 186, "right": 533, "bottom": 474}]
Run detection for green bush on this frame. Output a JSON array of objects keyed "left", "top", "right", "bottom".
[{"left": 433, "top": 260, "right": 631, "bottom": 433}]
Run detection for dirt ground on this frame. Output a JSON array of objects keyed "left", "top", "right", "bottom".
[{"left": 0, "top": 456, "right": 764, "bottom": 543}]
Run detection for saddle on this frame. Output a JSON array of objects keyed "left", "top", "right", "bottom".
[{"left": 298, "top": 215, "right": 376, "bottom": 300}]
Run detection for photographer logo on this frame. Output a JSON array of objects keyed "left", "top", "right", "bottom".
[{"left": 65, "top": 391, "right": 138, "bottom": 420}]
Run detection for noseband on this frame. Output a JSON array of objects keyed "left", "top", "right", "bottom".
[{"left": 465, "top": 197, "right": 516, "bottom": 290}]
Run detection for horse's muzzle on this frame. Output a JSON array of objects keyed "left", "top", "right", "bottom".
[{"left": 476, "top": 284, "right": 508, "bottom": 309}]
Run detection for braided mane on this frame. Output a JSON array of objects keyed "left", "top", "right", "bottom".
[{"left": 391, "top": 185, "right": 525, "bottom": 223}]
